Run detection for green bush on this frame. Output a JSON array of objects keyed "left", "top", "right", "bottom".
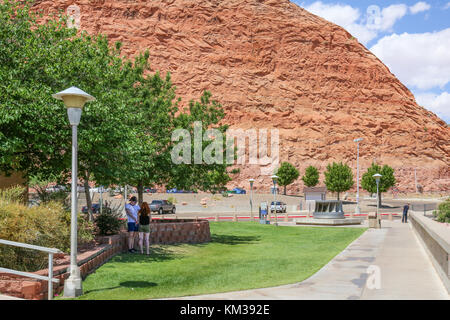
[
  {"left": 94, "top": 206, "right": 125, "bottom": 236},
  {"left": 0, "top": 190, "right": 94, "bottom": 272},
  {"left": 167, "top": 196, "right": 177, "bottom": 204},
  {"left": 434, "top": 198, "right": 450, "bottom": 223}
]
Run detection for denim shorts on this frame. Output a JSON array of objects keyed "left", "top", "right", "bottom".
[{"left": 127, "top": 222, "right": 139, "bottom": 232}]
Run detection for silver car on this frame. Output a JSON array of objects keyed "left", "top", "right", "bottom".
[
  {"left": 270, "top": 201, "right": 287, "bottom": 213},
  {"left": 150, "top": 200, "right": 176, "bottom": 214}
]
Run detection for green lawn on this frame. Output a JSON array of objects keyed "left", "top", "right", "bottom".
[{"left": 69, "top": 222, "right": 366, "bottom": 300}]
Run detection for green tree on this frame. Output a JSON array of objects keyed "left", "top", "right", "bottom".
[
  {"left": 166, "top": 91, "right": 231, "bottom": 194},
  {"left": 361, "top": 163, "right": 396, "bottom": 207},
  {"left": 302, "top": 165, "right": 319, "bottom": 187},
  {"left": 324, "top": 162, "right": 354, "bottom": 200},
  {"left": 275, "top": 162, "right": 300, "bottom": 195},
  {"left": 0, "top": 1, "right": 140, "bottom": 220}
]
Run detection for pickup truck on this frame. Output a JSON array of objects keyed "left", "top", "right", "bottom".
[{"left": 150, "top": 200, "right": 176, "bottom": 214}]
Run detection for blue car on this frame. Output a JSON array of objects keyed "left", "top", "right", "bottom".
[{"left": 232, "top": 188, "right": 246, "bottom": 194}]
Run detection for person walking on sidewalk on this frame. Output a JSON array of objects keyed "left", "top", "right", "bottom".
[
  {"left": 125, "top": 196, "right": 140, "bottom": 253},
  {"left": 402, "top": 203, "right": 410, "bottom": 223},
  {"left": 138, "top": 202, "right": 152, "bottom": 255}
]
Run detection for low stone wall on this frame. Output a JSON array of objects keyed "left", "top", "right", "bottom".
[
  {"left": 0, "top": 219, "right": 210, "bottom": 299},
  {"left": 409, "top": 211, "right": 450, "bottom": 294}
]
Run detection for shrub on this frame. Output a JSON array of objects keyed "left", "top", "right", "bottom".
[
  {"left": 0, "top": 185, "right": 26, "bottom": 203},
  {"left": 0, "top": 187, "right": 94, "bottom": 271},
  {"left": 230, "top": 168, "right": 240, "bottom": 174},
  {"left": 434, "top": 198, "right": 450, "bottom": 223},
  {"left": 94, "top": 204, "right": 126, "bottom": 236},
  {"left": 0, "top": 200, "right": 93, "bottom": 271},
  {"left": 167, "top": 196, "right": 177, "bottom": 204}
]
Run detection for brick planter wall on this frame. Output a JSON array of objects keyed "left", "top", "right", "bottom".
[{"left": 0, "top": 219, "right": 210, "bottom": 299}]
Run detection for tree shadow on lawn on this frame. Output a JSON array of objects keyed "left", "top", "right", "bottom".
[
  {"left": 209, "top": 234, "right": 261, "bottom": 245},
  {"left": 112, "top": 245, "right": 182, "bottom": 264},
  {"left": 84, "top": 281, "right": 157, "bottom": 294},
  {"left": 367, "top": 203, "right": 401, "bottom": 209}
]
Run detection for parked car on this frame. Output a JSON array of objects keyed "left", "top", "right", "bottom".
[
  {"left": 143, "top": 187, "right": 157, "bottom": 193},
  {"left": 90, "top": 186, "right": 109, "bottom": 193},
  {"left": 150, "top": 200, "right": 176, "bottom": 214},
  {"left": 232, "top": 187, "right": 246, "bottom": 194},
  {"left": 270, "top": 201, "right": 287, "bottom": 213},
  {"left": 166, "top": 188, "right": 196, "bottom": 193},
  {"left": 82, "top": 203, "right": 101, "bottom": 214},
  {"left": 45, "top": 185, "right": 66, "bottom": 193}
]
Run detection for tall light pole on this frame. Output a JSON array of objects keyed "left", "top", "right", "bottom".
[
  {"left": 249, "top": 178, "right": 255, "bottom": 221},
  {"left": 53, "top": 87, "right": 95, "bottom": 298},
  {"left": 354, "top": 138, "right": 363, "bottom": 215},
  {"left": 271, "top": 175, "right": 279, "bottom": 226},
  {"left": 373, "top": 173, "right": 382, "bottom": 227}
]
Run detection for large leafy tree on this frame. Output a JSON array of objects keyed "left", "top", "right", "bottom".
[
  {"left": 324, "top": 162, "right": 354, "bottom": 200},
  {"left": 0, "top": 1, "right": 144, "bottom": 220},
  {"left": 276, "top": 162, "right": 299, "bottom": 195},
  {"left": 166, "top": 91, "right": 231, "bottom": 194},
  {"left": 302, "top": 165, "right": 319, "bottom": 187},
  {"left": 361, "top": 163, "right": 396, "bottom": 207},
  {"left": 0, "top": 0, "right": 231, "bottom": 213}
]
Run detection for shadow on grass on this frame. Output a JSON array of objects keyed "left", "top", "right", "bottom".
[
  {"left": 112, "top": 245, "right": 182, "bottom": 263},
  {"left": 367, "top": 203, "right": 401, "bottom": 209},
  {"left": 210, "top": 234, "right": 261, "bottom": 245},
  {"left": 84, "top": 281, "right": 157, "bottom": 294}
]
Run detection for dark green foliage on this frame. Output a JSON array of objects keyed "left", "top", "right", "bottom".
[
  {"left": 361, "top": 163, "right": 396, "bottom": 207},
  {"left": 302, "top": 165, "right": 319, "bottom": 187},
  {"left": 94, "top": 209, "right": 125, "bottom": 236},
  {"left": 434, "top": 198, "right": 450, "bottom": 223},
  {"left": 324, "top": 162, "right": 354, "bottom": 200},
  {"left": 276, "top": 162, "right": 300, "bottom": 195}
]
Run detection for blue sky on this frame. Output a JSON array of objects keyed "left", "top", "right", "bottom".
[{"left": 293, "top": 1, "right": 450, "bottom": 123}]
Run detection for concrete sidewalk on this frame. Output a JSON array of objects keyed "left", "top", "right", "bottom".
[{"left": 167, "top": 220, "right": 449, "bottom": 300}]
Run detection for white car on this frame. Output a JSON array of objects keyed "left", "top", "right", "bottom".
[{"left": 270, "top": 201, "right": 287, "bottom": 213}]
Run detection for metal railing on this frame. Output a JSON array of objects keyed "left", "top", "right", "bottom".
[
  {"left": 0, "top": 239, "right": 63, "bottom": 300},
  {"left": 411, "top": 203, "right": 437, "bottom": 216}
]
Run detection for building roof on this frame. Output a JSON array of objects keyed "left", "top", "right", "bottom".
[{"left": 303, "top": 186, "right": 327, "bottom": 193}]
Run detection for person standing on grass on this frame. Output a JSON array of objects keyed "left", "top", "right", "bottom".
[
  {"left": 138, "top": 202, "right": 152, "bottom": 255},
  {"left": 125, "top": 196, "right": 140, "bottom": 253},
  {"left": 402, "top": 203, "right": 410, "bottom": 223}
]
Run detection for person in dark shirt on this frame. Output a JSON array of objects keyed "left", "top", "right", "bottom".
[
  {"left": 402, "top": 203, "right": 410, "bottom": 223},
  {"left": 138, "top": 202, "right": 152, "bottom": 255}
]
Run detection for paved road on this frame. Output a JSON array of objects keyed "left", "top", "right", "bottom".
[{"left": 165, "top": 220, "right": 448, "bottom": 300}]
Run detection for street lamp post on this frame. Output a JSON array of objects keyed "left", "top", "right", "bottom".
[
  {"left": 373, "top": 173, "right": 382, "bottom": 227},
  {"left": 354, "top": 138, "right": 363, "bottom": 215},
  {"left": 249, "top": 179, "right": 255, "bottom": 221},
  {"left": 271, "top": 175, "right": 279, "bottom": 226},
  {"left": 53, "top": 87, "right": 95, "bottom": 298}
]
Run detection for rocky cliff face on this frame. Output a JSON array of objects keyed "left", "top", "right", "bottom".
[{"left": 34, "top": 0, "right": 449, "bottom": 193}]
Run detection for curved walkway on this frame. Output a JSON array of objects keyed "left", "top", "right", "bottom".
[{"left": 167, "top": 220, "right": 448, "bottom": 300}]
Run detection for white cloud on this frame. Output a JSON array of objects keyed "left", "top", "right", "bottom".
[
  {"left": 378, "top": 4, "right": 408, "bottom": 31},
  {"left": 303, "top": 1, "right": 360, "bottom": 26},
  {"left": 370, "top": 28, "right": 450, "bottom": 90},
  {"left": 409, "top": 2, "right": 431, "bottom": 14},
  {"left": 444, "top": 2, "right": 450, "bottom": 10},
  {"left": 415, "top": 92, "right": 450, "bottom": 122},
  {"left": 302, "top": 2, "right": 410, "bottom": 45}
]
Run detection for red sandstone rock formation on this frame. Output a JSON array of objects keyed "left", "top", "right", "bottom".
[{"left": 33, "top": 0, "right": 449, "bottom": 193}]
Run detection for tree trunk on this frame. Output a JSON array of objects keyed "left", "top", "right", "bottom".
[
  {"left": 137, "top": 181, "right": 144, "bottom": 206},
  {"left": 337, "top": 192, "right": 340, "bottom": 201},
  {"left": 284, "top": 185, "right": 287, "bottom": 195},
  {"left": 83, "top": 176, "right": 93, "bottom": 222}
]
